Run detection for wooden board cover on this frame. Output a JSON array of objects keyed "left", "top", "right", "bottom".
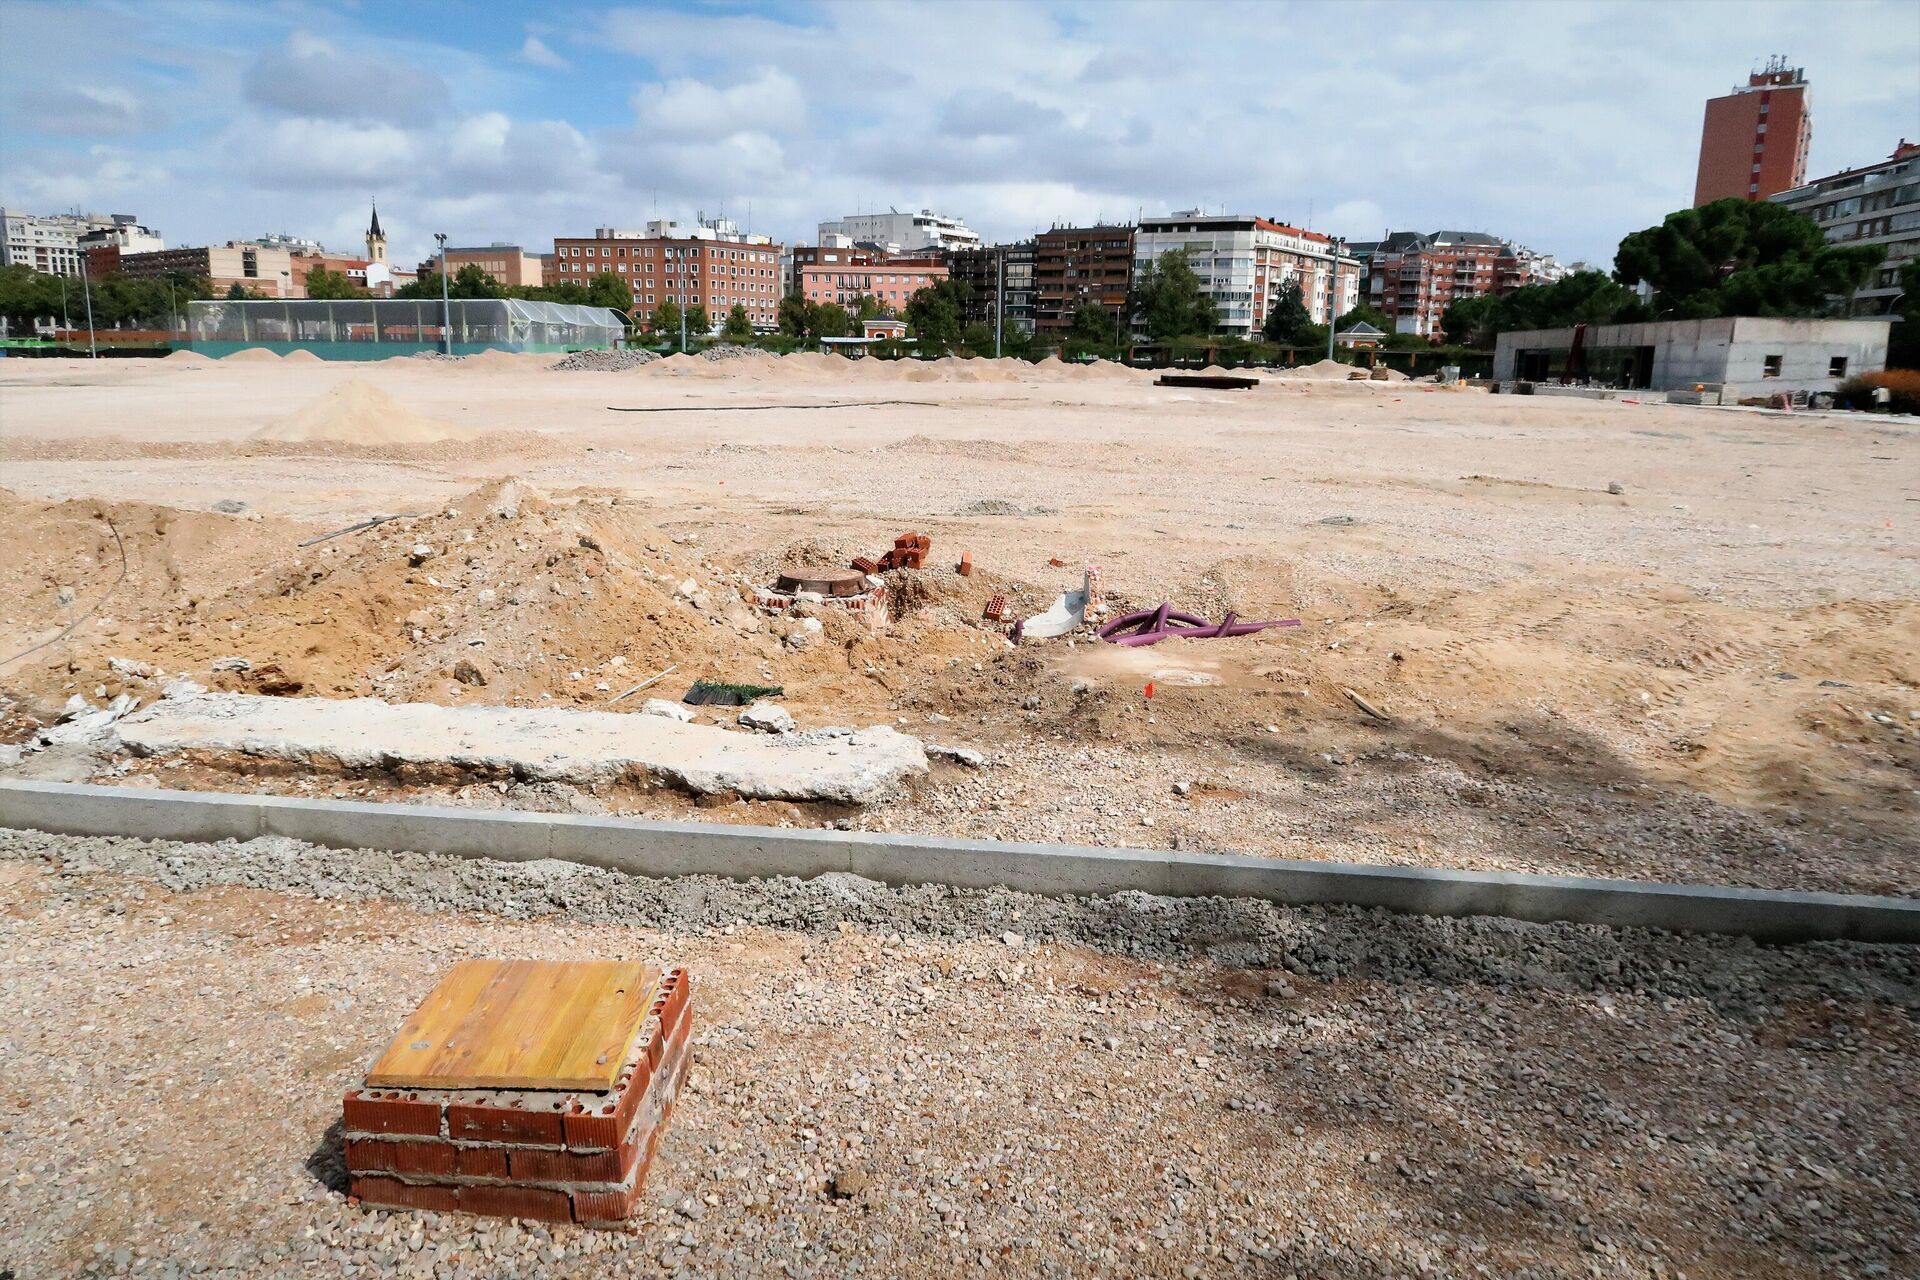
[{"left": 366, "top": 959, "right": 662, "bottom": 1091}]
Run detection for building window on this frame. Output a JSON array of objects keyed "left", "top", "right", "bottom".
[
  {"left": 1763, "top": 354, "right": 1783, "bottom": 378},
  {"left": 1828, "top": 356, "right": 1848, "bottom": 378}
]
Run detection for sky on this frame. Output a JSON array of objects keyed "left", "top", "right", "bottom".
[{"left": 3, "top": 0, "right": 1917, "bottom": 270}]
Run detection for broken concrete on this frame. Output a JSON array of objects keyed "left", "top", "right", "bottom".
[{"left": 112, "top": 693, "right": 927, "bottom": 805}]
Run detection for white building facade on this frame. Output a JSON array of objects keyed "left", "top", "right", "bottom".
[
  {"left": 2, "top": 209, "right": 144, "bottom": 276},
  {"left": 815, "top": 210, "right": 980, "bottom": 254},
  {"left": 1771, "top": 140, "right": 1919, "bottom": 317},
  {"left": 1134, "top": 212, "right": 1362, "bottom": 338}
]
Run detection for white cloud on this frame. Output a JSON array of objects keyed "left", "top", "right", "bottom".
[
  {"left": 520, "top": 36, "right": 569, "bottom": 71},
  {"left": 19, "top": 85, "right": 158, "bottom": 136},
  {"left": 446, "top": 112, "right": 595, "bottom": 190},
  {"left": 246, "top": 117, "right": 418, "bottom": 188},
  {"left": 243, "top": 31, "right": 450, "bottom": 125},
  {"left": 630, "top": 68, "right": 807, "bottom": 140}
]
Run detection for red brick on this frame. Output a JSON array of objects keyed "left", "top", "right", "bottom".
[
  {"left": 570, "top": 1145, "right": 657, "bottom": 1225},
  {"left": 351, "top": 1175, "right": 459, "bottom": 1214},
  {"left": 462, "top": 1183, "right": 572, "bottom": 1222},
  {"left": 346, "top": 1138, "right": 458, "bottom": 1178},
  {"left": 343, "top": 1089, "right": 441, "bottom": 1138},
  {"left": 562, "top": 1061, "right": 649, "bottom": 1150},
  {"left": 448, "top": 1098, "right": 566, "bottom": 1145},
  {"left": 456, "top": 1145, "right": 510, "bottom": 1179},
  {"left": 850, "top": 556, "right": 878, "bottom": 575},
  {"left": 510, "top": 1134, "right": 643, "bottom": 1184}
]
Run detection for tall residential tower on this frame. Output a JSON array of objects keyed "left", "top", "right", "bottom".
[{"left": 1693, "top": 57, "right": 1811, "bottom": 206}]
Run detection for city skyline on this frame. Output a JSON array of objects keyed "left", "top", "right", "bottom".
[{"left": 3, "top": 0, "right": 1917, "bottom": 268}]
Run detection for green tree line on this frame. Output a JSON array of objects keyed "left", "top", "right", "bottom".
[{"left": 0, "top": 264, "right": 214, "bottom": 333}]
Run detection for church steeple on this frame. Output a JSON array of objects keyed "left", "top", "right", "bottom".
[{"left": 365, "top": 200, "right": 387, "bottom": 262}]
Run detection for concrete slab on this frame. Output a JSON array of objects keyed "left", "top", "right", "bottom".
[
  {"left": 111, "top": 693, "right": 927, "bottom": 805},
  {"left": 5, "top": 781, "right": 1917, "bottom": 943}
]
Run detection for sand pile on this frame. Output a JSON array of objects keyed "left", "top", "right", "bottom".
[
  {"left": 280, "top": 349, "right": 323, "bottom": 364},
  {"left": 1284, "top": 358, "right": 1359, "bottom": 381},
  {"left": 222, "top": 348, "right": 282, "bottom": 363},
  {"left": 249, "top": 381, "right": 472, "bottom": 444},
  {"left": 163, "top": 349, "right": 212, "bottom": 363}
]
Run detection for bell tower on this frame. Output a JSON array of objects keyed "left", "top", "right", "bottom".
[{"left": 365, "top": 201, "right": 387, "bottom": 262}]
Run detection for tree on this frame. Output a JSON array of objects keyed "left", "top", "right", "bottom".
[
  {"left": 812, "top": 302, "right": 852, "bottom": 339},
  {"left": 1131, "top": 250, "right": 1217, "bottom": 341},
  {"left": 959, "top": 322, "right": 995, "bottom": 354},
  {"left": 648, "top": 299, "right": 682, "bottom": 338},
  {"left": 1889, "top": 258, "right": 1920, "bottom": 371},
  {"left": 850, "top": 293, "right": 890, "bottom": 322},
  {"left": 302, "top": 266, "right": 365, "bottom": 300},
  {"left": 684, "top": 303, "right": 711, "bottom": 335},
  {"left": 225, "top": 282, "right": 251, "bottom": 300},
  {"left": 903, "top": 278, "right": 969, "bottom": 350},
  {"left": 1439, "top": 271, "right": 1650, "bottom": 348},
  {"left": 1067, "top": 303, "right": 1116, "bottom": 345},
  {"left": 722, "top": 303, "right": 754, "bottom": 340},
  {"left": 1615, "top": 199, "right": 1882, "bottom": 319},
  {"left": 1261, "top": 279, "right": 1312, "bottom": 344},
  {"left": 777, "top": 293, "right": 813, "bottom": 338},
  {"left": 584, "top": 271, "right": 631, "bottom": 313},
  {"left": 0, "top": 265, "right": 64, "bottom": 334},
  {"left": 1333, "top": 302, "right": 1393, "bottom": 336}
]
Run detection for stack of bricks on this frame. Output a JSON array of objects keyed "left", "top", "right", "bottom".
[
  {"left": 343, "top": 962, "right": 694, "bottom": 1227},
  {"left": 877, "top": 532, "right": 930, "bottom": 571}
]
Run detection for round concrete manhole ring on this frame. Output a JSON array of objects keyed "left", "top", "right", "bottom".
[{"left": 776, "top": 565, "right": 869, "bottom": 597}]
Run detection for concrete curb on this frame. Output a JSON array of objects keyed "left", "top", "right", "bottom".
[{"left": 2, "top": 780, "right": 1915, "bottom": 944}]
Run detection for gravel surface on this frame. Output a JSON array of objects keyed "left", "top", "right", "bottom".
[
  {"left": 2, "top": 829, "right": 1916, "bottom": 1279},
  {"left": 552, "top": 350, "right": 660, "bottom": 372}
]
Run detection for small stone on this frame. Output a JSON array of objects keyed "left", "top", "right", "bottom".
[
  {"left": 210, "top": 656, "right": 252, "bottom": 673},
  {"left": 210, "top": 498, "right": 248, "bottom": 514},
  {"left": 738, "top": 701, "right": 795, "bottom": 734},
  {"left": 827, "top": 1167, "right": 868, "bottom": 1200},
  {"left": 640, "top": 699, "right": 695, "bottom": 722},
  {"left": 409, "top": 544, "right": 436, "bottom": 566},
  {"left": 451, "top": 659, "right": 488, "bottom": 687},
  {"left": 1606, "top": 481, "right": 1625, "bottom": 495}
]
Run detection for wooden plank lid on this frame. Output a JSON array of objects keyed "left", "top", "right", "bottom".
[{"left": 366, "top": 959, "right": 662, "bottom": 1092}]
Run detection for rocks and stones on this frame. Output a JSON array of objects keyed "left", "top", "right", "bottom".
[
  {"left": 641, "top": 699, "right": 695, "bottom": 722},
  {"left": 451, "top": 658, "right": 489, "bottom": 687},
  {"left": 107, "top": 658, "right": 154, "bottom": 679},
  {"left": 1607, "top": 482, "right": 1626, "bottom": 495},
  {"left": 210, "top": 499, "right": 249, "bottom": 514},
  {"left": 927, "top": 743, "right": 987, "bottom": 768},
  {"left": 551, "top": 349, "right": 659, "bottom": 372},
  {"left": 738, "top": 702, "right": 795, "bottom": 734},
  {"left": 210, "top": 656, "right": 252, "bottom": 674}
]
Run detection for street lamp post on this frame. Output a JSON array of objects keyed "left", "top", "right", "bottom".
[
  {"left": 435, "top": 233, "right": 451, "bottom": 355},
  {"left": 80, "top": 259, "right": 98, "bottom": 358}
]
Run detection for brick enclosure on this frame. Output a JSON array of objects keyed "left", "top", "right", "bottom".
[{"left": 344, "top": 967, "right": 694, "bottom": 1227}]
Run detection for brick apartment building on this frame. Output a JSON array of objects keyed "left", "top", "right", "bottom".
[
  {"left": 1694, "top": 57, "right": 1812, "bottom": 206},
  {"left": 946, "top": 242, "right": 1036, "bottom": 335},
  {"left": 791, "top": 249, "right": 948, "bottom": 312},
  {"left": 553, "top": 218, "right": 783, "bottom": 330},
  {"left": 1362, "top": 230, "right": 1530, "bottom": 339},
  {"left": 1132, "top": 213, "right": 1361, "bottom": 339},
  {"left": 415, "top": 244, "right": 550, "bottom": 288},
  {"left": 1032, "top": 225, "right": 1135, "bottom": 335}
]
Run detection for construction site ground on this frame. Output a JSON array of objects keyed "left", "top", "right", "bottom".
[
  {"left": 2, "top": 352, "right": 1914, "bottom": 895},
  {"left": 1, "top": 352, "right": 1916, "bottom": 1276},
  {"left": 2, "top": 828, "right": 1916, "bottom": 1279}
]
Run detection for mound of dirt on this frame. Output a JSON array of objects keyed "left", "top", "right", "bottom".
[
  {"left": 1289, "top": 358, "right": 1358, "bottom": 381},
  {"left": 249, "top": 381, "right": 473, "bottom": 445},
  {"left": 221, "top": 348, "right": 282, "bottom": 363},
  {"left": 162, "top": 349, "right": 212, "bottom": 363},
  {"left": 280, "top": 350, "right": 324, "bottom": 364}
]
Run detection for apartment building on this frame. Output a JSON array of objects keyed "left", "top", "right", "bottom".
[
  {"left": 1364, "top": 230, "right": 1529, "bottom": 338},
  {"left": 116, "top": 243, "right": 298, "bottom": 297},
  {"left": 2, "top": 209, "right": 146, "bottom": 277},
  {"left": 1772, "top": 139, "right": 1919, "bottom": 316},
  {"left": 1132, "top": 213, "right": 1361, "bottom": 338},
  {"left": 78, "top": 220, "right": 165, "bottom": 278},
  {"left": 414, "top": 244, "right": 549, "bottom": 288},
  {"left": 1032, "top": 225, "right": 1135, "bottom": 335},
  {"left": 793, "top": 251, "right": 948, "bottom": 312},
  {"left": 816, "top": 209, "right": 980, "bottom": 254},
  {"left": 945, "top": 242, "right": 1036, "bottom": 335},
  {"left": 1694, "top": 57, "right": 1812, "bottom": 206},
  {"left": 553, "top": 217, "right": 783, "bottom": 329}
]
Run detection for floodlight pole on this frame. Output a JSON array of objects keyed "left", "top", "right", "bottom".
[
  {"left": 994, "top": 248, "right": 1003, "bottom": 359},
  {"left": 80, "top": 258, "right": 98, "bottom": 358},
  {"left": 436, "top": 233, "right": 451, "bottom": 355}
]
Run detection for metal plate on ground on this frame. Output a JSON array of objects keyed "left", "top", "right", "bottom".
[{"left": 366, "top": 959, "right": 662, "bottom": 1091}]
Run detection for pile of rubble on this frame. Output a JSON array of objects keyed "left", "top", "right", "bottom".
[
  {"left": 551, "top": 349, "right": 659, "bottom": 373},
  {"left": 697, "top": 345, "right": 762, "bottom": 362}
]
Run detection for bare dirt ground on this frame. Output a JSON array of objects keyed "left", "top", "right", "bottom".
[
  {"left": 1, "top": 831, "right": 1916, "bottom": 1279},
  {"left": 1, "top": 351, "right": 1915, "bottom": 894}
]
